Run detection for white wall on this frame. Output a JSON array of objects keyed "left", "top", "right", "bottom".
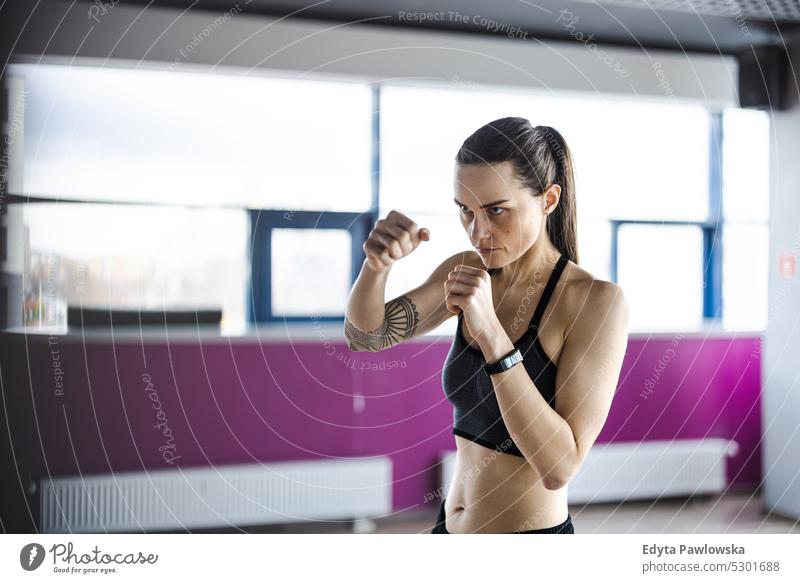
[{"left": 763, "top": 38, "right": 800, "bottom": 521}]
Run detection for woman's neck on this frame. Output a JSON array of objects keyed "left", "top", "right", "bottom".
[{"left": 493, "top": 238, "right": 562, "bottom": 290}]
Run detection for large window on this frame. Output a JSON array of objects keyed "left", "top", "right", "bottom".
[
  {"left": 379, "top": 82, "right": 762, "bottom": 333},
  {"left": 5, "top": 63, "right": 374, "bottom": 332},
  {"left": 16, "top": 203, "right": 248, "bottom": 333},
  {"left": 13, "top": 63, "right": 373, "bottom": 210},
  {"left": 4, "top": 63, "right": 770, "bottom": 333}
]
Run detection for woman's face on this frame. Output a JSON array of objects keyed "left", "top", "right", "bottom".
[{"left": 453, "top": 160, "right": 558, "bottom": 268}]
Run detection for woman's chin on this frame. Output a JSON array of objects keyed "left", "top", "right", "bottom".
[{"left": 477, "top": 249, "right": 502, "bottom": 268}]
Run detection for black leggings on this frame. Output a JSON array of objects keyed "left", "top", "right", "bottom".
[{"left": 430, "top": 497, "right": 574, "bottom": 534}]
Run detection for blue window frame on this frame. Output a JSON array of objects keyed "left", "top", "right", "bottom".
[
  {"left": 609, "top": 112, "right": 724, "bottom": 321},
  {"left": 247, "top": 209, "right": 375, "bottom": 323}
]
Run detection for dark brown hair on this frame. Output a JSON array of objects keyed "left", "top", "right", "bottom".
[{"left": 455, "top": 117, "right": 579, "bottom": 264}]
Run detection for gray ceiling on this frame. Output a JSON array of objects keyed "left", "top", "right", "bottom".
[
  {"left": 571, "top": 0, "right": 800, "bottom": 20},
  {"left": 57, "top": 0, "right": 800, "bottom": 54}
]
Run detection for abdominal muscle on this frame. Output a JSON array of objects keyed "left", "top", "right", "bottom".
[{"left": 444, "top": 435, "right": 569, "bottom": 533}]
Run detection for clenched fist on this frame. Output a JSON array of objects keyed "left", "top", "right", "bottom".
[
  {"left": 363, "top": 210, "right": 430, "bottom": 273},
  {"left": 444, "top": 265, "right": 501, "bottom": 346}
]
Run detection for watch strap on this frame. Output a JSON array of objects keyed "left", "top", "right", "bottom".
[{"left": 483, "top": 348, "right": 523, "bottom": 376}]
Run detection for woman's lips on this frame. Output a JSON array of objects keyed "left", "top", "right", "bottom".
[{"left": 477, "top": 248, "right": 498, "bottom": 253}]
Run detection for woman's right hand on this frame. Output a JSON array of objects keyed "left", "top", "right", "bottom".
[{"left": 363, "top": 210, "right": 430, "bottom": 273}]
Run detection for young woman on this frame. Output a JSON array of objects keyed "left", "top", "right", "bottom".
[{"left": 344, "top": 117, "right": 629, "bottom": 534}]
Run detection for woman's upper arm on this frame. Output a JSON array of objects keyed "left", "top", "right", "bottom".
[
  {"left": 345, "top": 250, "right": 478, "bottom": 352},
  {"left": 554, "top": 280, "right": 630, "bottom": 468}
]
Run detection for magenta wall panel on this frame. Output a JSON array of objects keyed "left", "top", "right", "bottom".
[
  {"left": 0, "top": 331, "right": 762, "bottom": 530},
  {"left": 600, "top": 336, "right": 762, "bottom": 488}
]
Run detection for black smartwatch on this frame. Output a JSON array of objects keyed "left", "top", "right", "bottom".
[{"left": 483, "top": 348, "right": 523, "bottom": 376}]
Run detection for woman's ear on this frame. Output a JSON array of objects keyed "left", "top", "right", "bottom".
[{"left": 543, "top": 183, "right": 561, "bottom": 214}]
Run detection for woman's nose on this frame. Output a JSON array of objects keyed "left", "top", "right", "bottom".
[{"left": 469, "top": 212, "right": 492, "bottom": 242}]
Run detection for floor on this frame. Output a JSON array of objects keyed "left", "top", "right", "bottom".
[{"left": 186, "top": 490, "right": 800, "bottom": 534}]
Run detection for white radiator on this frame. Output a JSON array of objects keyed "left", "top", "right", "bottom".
[
  {"left": 439, "top": 439, "right": 739, "bottom": 504},
  {"left": 40, "top": 457, "right": 392, "bottom": 533}
]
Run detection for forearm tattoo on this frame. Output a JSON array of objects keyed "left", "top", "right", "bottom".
[{"left": 345, "top": 295, "right": 420, "bottom": 352}]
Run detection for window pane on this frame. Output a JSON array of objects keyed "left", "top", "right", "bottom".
[
  {"left": 722, "top": 224, "right": 768, "bottom": 330},
  {"left": 617, "top": 224, "right": 704, "bottom": 330},
  {"left": 380, "top": 85, "right": 535, "bottom": 215},
  {"left": 18, "top": 203, "right": 248, "bottom": 332},
  {"left": 380, "top": 84, "right": 709, "bottom": 222},
  {"left": 12, "top": 63, "right": 372, "bottom": 211},
  {"left": 271, "top": 229, "right": 352, "bottom": 316},
  {"left": 722, "top": 108, "right": 770, "bottom": 223},
  {"left": 572, "top": 102, "right": 709, "bottom": 222}
]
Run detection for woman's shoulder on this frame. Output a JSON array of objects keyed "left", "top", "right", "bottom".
[{"left": 563, "top": 260, "right": 627, "bottom": 314}]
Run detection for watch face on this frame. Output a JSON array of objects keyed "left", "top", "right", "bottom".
[{"left": 485, "top": 350, "right": 522, "bottom": 375}]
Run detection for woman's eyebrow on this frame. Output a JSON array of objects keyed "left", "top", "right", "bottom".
[{"left": 453, "top": 198, "right": 510, "bottom": 208}]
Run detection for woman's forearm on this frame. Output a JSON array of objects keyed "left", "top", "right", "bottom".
[{"left": 343, "top": 260, "right": 392, "bottom": 352}]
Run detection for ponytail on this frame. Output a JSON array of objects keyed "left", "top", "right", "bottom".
[{"left": 537, "top": 125, "right": 579, "bottom": 264}]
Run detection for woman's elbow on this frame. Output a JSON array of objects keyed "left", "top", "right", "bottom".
[
  {"left": 542, "top": 475, "right": 568, "bottom": 491},
  {"left": 344, "top": 332, "right": 382, "bottom": 353},
  {"left": 541, "top": 465, "right": 574, "bottom": 490}
]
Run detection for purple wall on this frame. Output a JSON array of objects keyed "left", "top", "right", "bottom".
[
  {"left": 599, "top": 335, "right": 762, "bottom": 490},
  {"left": 0, "top": 331, "right": 761, "bottom": 530}
]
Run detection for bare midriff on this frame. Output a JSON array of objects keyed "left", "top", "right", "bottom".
[{"left": 443, "top": 435, "right": 569, "bottom": 533}]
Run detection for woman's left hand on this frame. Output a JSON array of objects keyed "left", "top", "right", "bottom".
[{"left": 444, "top": 265, "right": 502, "bottom": 346}]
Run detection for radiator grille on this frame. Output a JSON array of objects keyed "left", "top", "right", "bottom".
[
  {"left": 40, "top": 457, "right": 392, "bottom": 533},
  {"left": 439, "top": 439, "right": 738, "bottom": 504}
]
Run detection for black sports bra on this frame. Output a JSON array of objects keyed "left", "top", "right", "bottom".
[{"left": 441, "top": 254, "right": 568, "bottom": 457}]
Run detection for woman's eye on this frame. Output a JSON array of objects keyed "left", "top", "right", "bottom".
[{"left": 457, "top": 205, "right": 503, "bottom": 215}]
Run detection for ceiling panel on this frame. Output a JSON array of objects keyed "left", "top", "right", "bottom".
[
  {"left": 571, "top": 0, "right": 800, "bottom": 21},
  {"left": 48, "top": 0, "right": 800, "bottom": 54}
]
